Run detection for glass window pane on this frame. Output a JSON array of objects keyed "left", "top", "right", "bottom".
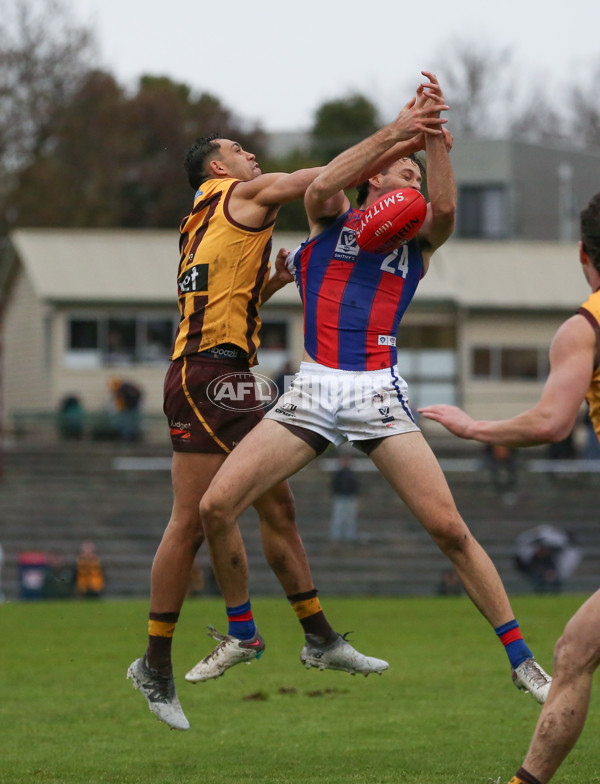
[
  {"left": 69, "top": 319, "right": 98, "bottom": 349},
  {"left": 416, "top": 350, "right": 456, "bottom": 379},
  {"left": 105, "top": 318, "right": 136, "bottom": 364},
  {"left": 141, "top": 318, "right": 175, "bottom": 362},
  {"left": 413, "top": 382, "right": 457, "bottom": 408},
  {"left": 501, "top": 348, "right": 538, "bottom": 379},
  {"left": 472, "top": 347, "right": 491, "bottom": 377}
]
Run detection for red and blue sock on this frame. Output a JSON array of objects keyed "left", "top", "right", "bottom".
[
  {"left": 227, "top": 600, "right": 256, "bottom": 641},
  {"left": 495, "top": 619, "right": 532, "bottom": 669}
]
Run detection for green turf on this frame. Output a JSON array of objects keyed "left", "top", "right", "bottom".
[{"left": 1, "top": 595, "right": 598, "bottom": 784}]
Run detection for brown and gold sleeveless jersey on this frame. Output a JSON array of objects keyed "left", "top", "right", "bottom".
[
  {"left": 171, "top": 177, "right": 275, "bottom": 365},
  {"left": 577, "top": 288, "right": 600, "bottom": 443}
]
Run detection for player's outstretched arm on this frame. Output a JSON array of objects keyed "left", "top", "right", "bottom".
[
  {"left": 237, "top": 167, "right": 326, "bottom": 208},
  {"left": 305, "top": 77, "right": 448, "bottom": 229},
  {"left": 419, "top": 315, "right": 596, "bottom": 447},
  {"left": 417, "top": 73, "right": 456, "bottom": 268}
]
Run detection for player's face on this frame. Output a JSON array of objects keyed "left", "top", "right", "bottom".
[
  {"left": 213, "top": 139, "right": 262, "bottom": 180},
  {"left": 378, "top": 159, "right": 422, "bottom": 194}
]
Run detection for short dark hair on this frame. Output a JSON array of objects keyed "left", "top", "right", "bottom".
[
  {"left": 184, "top": 133, "right": 221, "bottom": 190},
  {"left": 355, "top": 153, "right": 426, "bottom": 207},
  {"left": 581, "top": 192, "right": 600, "bottom": 274}
]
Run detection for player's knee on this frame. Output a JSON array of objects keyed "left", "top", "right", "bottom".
[
  {"left": 199, "top": 490, "right": 231, "bottom": 534},
  {"left": 430, "top": 512, "right": 470, "bottom": 556},
  {"left": 554, "top": 619, "right": 600, "bottom": 678}
]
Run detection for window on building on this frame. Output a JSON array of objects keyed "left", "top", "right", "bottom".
[
  {"left": 65, "top": 313, "right": 177, "bottom": 368},
  {"left": 458, "top": 185, "right": 508, "bottom": 239},
  {"left": 471, "top": 346, "right": 549, "bottom": 380},
  {"left": 396, "top": 324, "right": 458, "bottom": 408}
]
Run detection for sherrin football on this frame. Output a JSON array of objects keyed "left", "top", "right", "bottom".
[{"left": 355, "top": 188, "right": 427, "bottom": 254}]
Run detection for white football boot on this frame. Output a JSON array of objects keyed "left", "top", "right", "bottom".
[
  {"left": 185, "top": 625, "right": 265, "bottom": 683},
  {"left": 300, "top": 633, "right": 389, "bottom": 676},
  {"left": 127, "top": 657, "right": 189, "bottom": 731},
  {"left": 511, "top": 657, "right": 552, "bottom": 703}
]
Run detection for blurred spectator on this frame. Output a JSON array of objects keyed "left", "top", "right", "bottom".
[
  {"left": 93, "top": 379, "right": 143, "bottom": 441},
  {"left": 57, "top": 395, "right": 84, "bottom": 440},
  {"left": 484, "top": 444, "right": 517, "bottom": 499},
  {"left": 76, "top": 542, "right": 105, "bottom": 598},
  {"left": 514, "top": 525, "right": 582, "bottom": 594},
  {"left": 110, "top": 378, "right": 143, "bottom": 441},
  {"left": 329, "top": 455, "right": 360, "bottom": 543},
  {"left": 436, "top": 568, "right": 463, "bottom": 596}
]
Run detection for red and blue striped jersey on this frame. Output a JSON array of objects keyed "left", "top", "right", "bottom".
[{"left": 288, "top": 207, "right": 424, "bottom": 370}]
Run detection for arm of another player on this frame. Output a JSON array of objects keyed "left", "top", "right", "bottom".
[
  {"left": 418, "top": 315, "right": 596, "bottom": 447},
  {"left": 417, "top": 74, "right": 457, "bottom": 274},
  {"left": 305, "top": 78, "right": 449, "bottom": 230},
  {"left": 260, "top": 248, "right": 294, "bottom": 304}
]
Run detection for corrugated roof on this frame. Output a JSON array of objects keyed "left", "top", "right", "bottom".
[{"left": 9, "top": 229, "right": 590, "bottom": 310}]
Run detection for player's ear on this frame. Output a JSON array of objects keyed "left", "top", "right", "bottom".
[
  {"left": 369, "top": 174, "right": 382, "bottom": 193},
  {"left": 209, "top": 158, "right": 226, "bottom": 176},
  {"left": 579, "top": 241, "right": 589, "bottom": 266}
]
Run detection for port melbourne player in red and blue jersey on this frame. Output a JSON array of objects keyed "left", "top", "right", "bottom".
[{"left": 200, "top": 73, "right": 552, "bottom": 702}]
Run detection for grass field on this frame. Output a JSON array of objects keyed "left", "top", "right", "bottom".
[{"left": 1, "top": 595, "right": 598, "bottom": 784}]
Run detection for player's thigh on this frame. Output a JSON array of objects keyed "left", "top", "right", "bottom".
[
  {"left": 204, "top": 419, "right": 316, "bottom": 517},
  {"left": 369, "top": 432, "right": 463, "bottom": 536}
]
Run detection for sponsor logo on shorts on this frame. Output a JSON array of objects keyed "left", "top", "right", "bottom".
[
  {"left": 378, "top": 335, "right": 396, "bottom": 346},
  {"left": 169, "top": 420, "right": 191, "bottom": 440},
  {"left": 274, "top": 402, "right": 297, "bottom": 418},
  {"left": 207, "top": 372, "right": 278, "bottom": 411}
]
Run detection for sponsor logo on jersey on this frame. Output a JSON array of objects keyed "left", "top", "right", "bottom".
[
  {"left": 378, "top": 335, "right": 396, "bottom": 346},
  {"left": 178, "top": 263, "right": 209, "bottom": 295},
  {"left": 333, "top": 226, "right": 360, "bottom": 262}
]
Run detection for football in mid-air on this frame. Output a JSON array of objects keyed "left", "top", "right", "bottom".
[{"left": 355, "top": 188, "right": 427, "bottom": 254}]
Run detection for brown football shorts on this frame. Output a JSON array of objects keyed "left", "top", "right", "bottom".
[{"left": 163, "top": 353, "right": 267, "bottom": 453}]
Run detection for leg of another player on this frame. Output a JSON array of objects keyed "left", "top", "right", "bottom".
[
  {"left": 253, "top": 480, "right": 316, "bottom": 597},
  {"left": 200, "top": 419, "right": 317, "bottom": 608},
  {"left": 253, "top": 480, "right": 339, "bottom": 646},
  {"left": 370, "top": 432, "right": 514, "bottom": 626},
  {"left": 510, "top": 591, "right": 600, "bottom": 784}
]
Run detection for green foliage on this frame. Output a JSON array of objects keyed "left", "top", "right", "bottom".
[
  {"left": 1, "top": 595, "right": 598, "bottom": 783},
  {"left": 311, "top": 94, "right": 380, "bottom": 163}
]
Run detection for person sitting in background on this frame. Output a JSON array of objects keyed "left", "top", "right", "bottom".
[{"left": 76, "top": 542, "right": 105, "bottom": 599}]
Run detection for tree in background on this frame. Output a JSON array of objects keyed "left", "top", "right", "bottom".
[
  {"left": 0, "top": 0, "right": 95, "bottom": 226},
  {"left": 311, "top": 93, "right": 380, "bottom": 162}
]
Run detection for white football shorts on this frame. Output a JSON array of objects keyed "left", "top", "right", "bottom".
[{"left": 265, "top": 360, "right": 420, "bottom": 447}]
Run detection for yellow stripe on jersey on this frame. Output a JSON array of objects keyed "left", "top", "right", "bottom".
[
  {"left": 578, "top": 288, "right": 600, "bottom": 443},
  {"left": 172, "top": 178, "right": 274, "bottom": 365}
]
